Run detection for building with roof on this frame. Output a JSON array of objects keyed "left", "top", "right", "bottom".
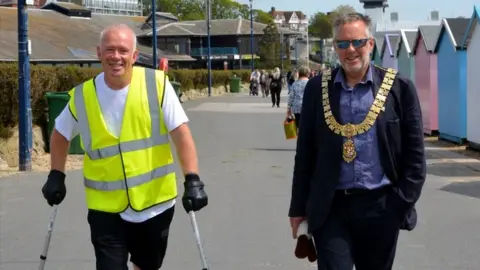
[
  {"left": 359, "top": 0, "right": 388, "bottom": 34},
  {"left": 0, "top": 0, "right": 41, "bottom": 8},
  {"left": 362, "top": 0, "right": 441, "bottom": 69},
  {"left": 396, "top": 29, "right": 417, "bottom": 81},
  {"left": 269, "top": 7, "right": 308, "bottom": 37},
  {"left": 434, "top": 17, "right": 470, "bottom": 143},
  {"left": 371, "top": 30, "right": 399, "bottom": 66},
  {"left": 462, "top": 6, "right": 480, "bottom": 149},
  {"left": 0, "top": 4, "right": 298, "bottom": 69},
  {"left": 0, "top": 5, "right": 195, "bottom": 68},
  {"left": 371, "top": 36, "right": 383, "bottom": 65},
  {"left": 380, "top": 33, "right": 398, "bottom": 69},
  {"left": 81, "top": 0, "right": 143, "bottom": 16},
  {"left": 0, "top": 0, "right": 144, "bottom": 15},
  {"left": 359, "top": 0, "right": 440, "bottom": 34},
  {"left": 137, "top": 17, "right": 299, "bottom": 69},
  {"left": 412, "top": 25, "right": 441, "bottom": 135}
]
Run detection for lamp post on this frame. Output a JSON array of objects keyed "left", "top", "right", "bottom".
[
  {"left": 295, "top": 37, "right": 298, "bottom": 67},
  {"left": 280, "top": 29, "right": 284, "bottom": 72},
  {"left": 249, "top": 0, "right": 254, "bottom": 71},
  {"left": 306, "top": 25, "right": 309, "bottom": 66},
  {"left": 152, "top": 0, "right": 157, "bottom": 69},
  {"left": 206, "top": 0, "right": 212, "bottom": 96},
  {"left": 17, "top": 0, "right": 32, "bottom": 171}
]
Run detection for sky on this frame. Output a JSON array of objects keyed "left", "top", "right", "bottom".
[{"left": 235, "top": 0, "right": 478, "bottom": 21}]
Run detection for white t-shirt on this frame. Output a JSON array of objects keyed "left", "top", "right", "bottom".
[{"left": 54, "top": 72, "right": 189, "bottom": 223}]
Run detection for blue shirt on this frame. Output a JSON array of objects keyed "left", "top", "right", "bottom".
[{"left": 333, "top": 65, "right": 391, "bottom": 190}]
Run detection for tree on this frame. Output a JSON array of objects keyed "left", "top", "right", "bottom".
[
  {"left": 334, "top": 4, "right": 356, "bottom": 14},
  {"left": 142, "top": 0, "right": 274, "bottom": 23},
  {"left": 141, "top": 0, "right": 205, "bottom": 20},
  {"left": 211, "top": 0, "right": 246, "bottom": 19},
  {"left": 308, "top": 12, "right": 333, "bottom": 39},
  {"left": 328, "top": 4, "right": 357, "bottom": 22},
  {"left": 257, "top": 21, "right": 281, "bottom": 68},
  {"left": 307, "top": 4, "right": 357, "bottom": 39},
  {"left": 254, "top": 9, "right": 273, "bottom": 24}
]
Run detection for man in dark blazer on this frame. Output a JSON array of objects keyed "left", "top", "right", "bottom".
[{"left": 288, "top": 13, "right": 426, "bottom": 270}]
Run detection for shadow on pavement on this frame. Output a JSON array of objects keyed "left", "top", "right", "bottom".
[
  {"left": 439, "top": 181, "right": 480, "bottom": 199},
  {"left": 427, "top": 162, "right": 480, "bottom": 178}
]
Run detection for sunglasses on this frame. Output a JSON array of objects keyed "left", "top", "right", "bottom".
[{"left": 335, "top": 39, "right": 370, "bottom": 49}]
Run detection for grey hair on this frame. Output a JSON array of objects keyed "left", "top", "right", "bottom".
[
  {"left": 272, "top": 67, "right": 281, "bottom": 79},
  {"left": 99, "top": 24, "right": 137, "bottom": 50},
  {"left": 332, "top": 13, "right": 373, "bottom": 40},
  {"left": 298, "top": 66, "right": 310, "bottom": 77}
]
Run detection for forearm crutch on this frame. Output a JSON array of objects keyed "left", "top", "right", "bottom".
[
  {"left": 188, "top": 210, "right": 209, "bottom": 270},
  {"left": 38, "top": 205, "right": 58, "bottom": 270}
]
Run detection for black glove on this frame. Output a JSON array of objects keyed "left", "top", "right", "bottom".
[
  {"left": 42, "top": 170, "right": 67, "bottom": 206},
  {"left": 182, "top": 173, "right": 208, "bottom": 213}
]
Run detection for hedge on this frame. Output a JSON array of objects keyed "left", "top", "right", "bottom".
[{"left": 0, "top": 63, "right": 251, "bottom": 138}]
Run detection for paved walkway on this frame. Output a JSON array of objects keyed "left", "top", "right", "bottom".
[{"left": 1, "top": 91, "right": 480, "bottom": 269}]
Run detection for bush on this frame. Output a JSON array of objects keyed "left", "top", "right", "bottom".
[{"left": 0, "top": 63, "right": 251, "bottom": 133}]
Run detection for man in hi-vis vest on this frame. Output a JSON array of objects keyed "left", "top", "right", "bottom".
[{"left": 41, "top": 24, "right": 208, "bottom": 270}]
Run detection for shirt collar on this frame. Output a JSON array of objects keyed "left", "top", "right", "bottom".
[{"left": 334, "top": 63, "right": 374, "bottom": 88}]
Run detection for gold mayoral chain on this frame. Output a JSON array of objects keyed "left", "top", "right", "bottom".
[{"left": 321, "top": 68, "right": 397, "bottom": 163}]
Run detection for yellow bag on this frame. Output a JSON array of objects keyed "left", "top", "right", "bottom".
[{"left": 284, "top": 115, "right": 297, "bottom": 140}]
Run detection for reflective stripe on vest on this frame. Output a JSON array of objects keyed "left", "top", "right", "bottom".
[{"left": 74, "top": 68, "right": 173, "bottom": 191}]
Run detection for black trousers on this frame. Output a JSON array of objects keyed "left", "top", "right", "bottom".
[
  {"left": 270, "top": 88, "right": 281, "bottom": 106},
  {"left": 88, "top": 206, "right": 175, "bottom": 270},
  {"left": 312, "top": 187, "right": 402, "bottom": 270}
]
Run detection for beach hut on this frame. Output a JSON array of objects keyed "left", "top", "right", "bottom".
[
  {"left": 433, "top": 18, "right": 470, "bottom": 143},
  {"left": 462, "top": 6, "right": 480, "bottom": 149},
  {"left": 396, "top": 29, "right": 418, "bottom": 81},
  {"left": 371, "top": 37, "right": 384, "bottom": 65},
  {"left": 380, "top": 34, "right": 399, "bottom": 69},
  {"left": 412, "top": 25, "right": 442, "bottom": 135}
]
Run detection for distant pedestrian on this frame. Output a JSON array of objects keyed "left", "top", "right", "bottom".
[
  {"left": 288, "top": 69, "right": 298, "bottom": 94},
  {"left": 260, "top": 69, "right": 269, "bottom": 97},
  {"left": 287, "top": 66, "right": 310, "bottom": 130},
  {"left": 269, "top": 67, "right": 283, "bottom": 107}
]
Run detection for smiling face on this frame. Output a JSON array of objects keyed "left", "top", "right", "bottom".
[
  {"left": 97, "top": 25, "right": 138, "bottom": 88},
  {"left": 334, "top": 20, "right": 374, "bottom": 75}
]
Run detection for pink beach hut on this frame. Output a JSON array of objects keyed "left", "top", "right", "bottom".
[{"left": 412, "top": 25, "right": 442, "bottom": 135}]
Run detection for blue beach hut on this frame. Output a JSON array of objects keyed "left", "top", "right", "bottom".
[
  {"left": 462, "top": 6, "right": 480, "bottom": 149},
  {"left": 433, "top": 18, "right": 470, "bottom": 143},
  {"left": 396, "top": 29, "right": 417, "bottom": 82}
]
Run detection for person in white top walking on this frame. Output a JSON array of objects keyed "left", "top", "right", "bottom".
[{"left": 41, "top": 24, "right": 208, "bottom": 270}]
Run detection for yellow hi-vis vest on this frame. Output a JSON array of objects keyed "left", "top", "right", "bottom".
[{"left": 67, "top": 66, "right": 177, "bottom": 213}]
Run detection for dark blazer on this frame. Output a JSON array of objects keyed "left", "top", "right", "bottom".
[{"left": 288, "top": 65, "right": 426, "bottom": 233}]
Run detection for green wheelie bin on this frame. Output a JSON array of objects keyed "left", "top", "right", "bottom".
[
  {"left": 171, "top": 81, "right": 181, "bottom": 97},
  {"left": 44, "top": 92, "right": 84, "bottom": 154},
  {"left": 229, "top": 77, "right": 241, "bottom": 93}
]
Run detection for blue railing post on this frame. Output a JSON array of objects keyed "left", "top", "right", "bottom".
[
  {"left": 249, "top": 0, "right": 254, "bottom": 71},
  {"left": 17, "top": 0, "right": 32, "bottom": 171},
  {"left": 152, "top": 1, "right": 157, "bottom": 68}
]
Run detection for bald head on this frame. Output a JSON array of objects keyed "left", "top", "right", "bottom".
[
  {"left": 99, "top": 24, "right": 137, "bottom": 50},
  {"left": 96, "top": 23, "right": 139, "bottom": 89}
]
